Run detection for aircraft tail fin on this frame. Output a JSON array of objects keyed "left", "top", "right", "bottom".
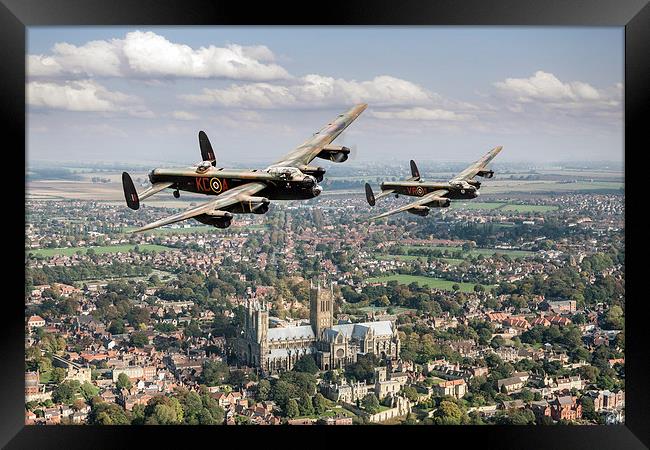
[
  {"left": 410, "top": 160, "right": 420, "bottom": 181},
  {"left": 199, "top": 131, "right": 217, "bottom": 166},
  {"left": 122, "top": 172, "right": 140, "bottom": 210},
  {"left": 365, "top": 183, "right": 376, "bottom": 206}
]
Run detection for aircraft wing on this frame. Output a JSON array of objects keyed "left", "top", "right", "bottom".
[
  {"left": 450, "top": 146, "right": 503, "bottom": 182},
  {"left": 268, "top": 103, "right": 367, "bottom": 168},
  {"left": 370, "top": 189, "right": 449, "bottom": 220},
  {"left": 138, "top": 182, "right": 174, "bottom": 202},
  {"left": 131, "top": 182, "right": 266, "bottom": 233}
]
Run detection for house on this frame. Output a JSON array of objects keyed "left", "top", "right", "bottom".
[
  {"left": 497, "top": 375, "right": 526, "bottom": 393},
  {"left": 548, "top": 316, "right": 572, "bottom": 327},
  {"left": 529, "top": 400, "right": 552, "bottom": 419},
  {"left": 592, "top": 390, "right": 625, "bottom": 411},
  {"left": 550, "top": 396, "right": 582, "bottom": 421},
  {"left": 27, "top": 315, "right": 46, "bottom": 330},
  {"left": 434, "top": 379, "right": 467, "bottom": 399},
  {"left": 545, "top": 300, "right": 577, "bottom": 314},
  {"left": 500, "top": 399, "right": 525, "bottom": 410}
]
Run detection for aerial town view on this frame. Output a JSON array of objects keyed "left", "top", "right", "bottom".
[{"left": 25, "top": 27, "right": 624, "bottom": 426}]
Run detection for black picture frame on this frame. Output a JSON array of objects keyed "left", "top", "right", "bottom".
[{"left": 2, "top": 0, "right": 647, "bottom": 448}]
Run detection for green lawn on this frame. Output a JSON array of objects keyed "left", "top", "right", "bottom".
[
  {"left": 450, "top": 201, "right": 505, "bottom": 210},
  {"left": 356, "top": 306, "right": 416, "bottom": 315},
  {"left": 121, "top": 224, "right": 266, "bottom": 235},
  {"left": 399, "top": 245, "right": 535, "bottom": 258},
  {"left": 27, "top": 244, "right": 175, "bottom": 257},
  {"left": 375, "top": 254, "right": 465, "bottom": 265},
  {"left": 501, "top": 204, "right": 559, "bottom": 213},
  {"left": 366, "top": 274, "right": 489, "bottom": 293}
]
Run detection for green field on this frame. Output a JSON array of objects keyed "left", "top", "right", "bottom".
[
  {"left": 501, "top": 204, "right": 559, "bottom": 213},
  {"left": 399, "top": 245, "right": 535, "bottom": 258},
  {"left": 485, "top": 181, "right": 623, "bottom": 194},
  {"left": 121, "top": 224, "right": 266, "bottom": 235},
  {"left": 356, "top": 306, "right": 416, "bottom": 315},
  {"left": 375, "top": 254, "right": 464, "bottom": 265},
  {"left": 366, "top": 274, "right": 489, "bottom": 293},
  {"left": 27, "top": 244, "right": 176, "bottom": 257},
  {"left": 451, "top": 202, "right": 505, "bottom": 210}
]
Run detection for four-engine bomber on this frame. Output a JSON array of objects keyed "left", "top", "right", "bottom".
[
  {"left": 365, "top": 146, "right": 502, "bottom": 219},
  {"left": 123, "top": 104, "right": 367, "bottom": 232}
]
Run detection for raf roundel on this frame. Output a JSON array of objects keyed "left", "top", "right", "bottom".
[
  {"left": 416, "top": 186, "right": 425, "bottom": 196},
  {"left": 210, "top": 178, "right": 223, "bottom": 194}
]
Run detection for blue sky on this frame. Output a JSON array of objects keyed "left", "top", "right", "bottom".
[{"left": 27, "top": 27, "right": 624, "bottom": 165}]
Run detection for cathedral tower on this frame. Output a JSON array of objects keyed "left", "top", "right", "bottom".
[{"left": 310, "top": 279, "right": 333, "bottom": 337}]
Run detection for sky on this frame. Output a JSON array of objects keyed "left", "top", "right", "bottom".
[{"left": 27, "top": 27, "right": 624, "bottom": 166}]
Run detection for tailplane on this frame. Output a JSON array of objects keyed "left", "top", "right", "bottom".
[
  {"left": 410, "top": 160, "right": 420, "bottom": 181},
  {"left": 365, "top": 183, "right": 376, "bottom": 206},
  {"left": 199, "top": 131, "right": 216, "bottom": 166},
  {"left": 122, "top": 172, "right": 139, "bottom": 210}
]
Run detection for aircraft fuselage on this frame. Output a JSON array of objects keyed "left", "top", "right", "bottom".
[
  {"left": 380, "top": 180, "right": 480, "bottom": 200},
  {"left": 149, "top": 167, "right": 322, "bottom": 201}
]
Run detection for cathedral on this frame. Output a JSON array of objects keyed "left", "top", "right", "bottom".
[{"left": 235, "top": 281, "right": 401, "bottom": 374}]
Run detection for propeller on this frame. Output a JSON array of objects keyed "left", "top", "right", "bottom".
[{"left": 337, "top": 131, "right": 358, "bottom": 162}]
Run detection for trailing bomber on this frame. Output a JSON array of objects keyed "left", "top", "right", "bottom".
[{"left": 365, "top": 146, "right": 503, "bottom": 220}]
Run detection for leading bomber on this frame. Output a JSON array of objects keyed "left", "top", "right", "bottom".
[
  {"left": 122, "top": 104, "right": 368, "bottom": 232},
  {"left": 365, "top": 146, "right": 503, "bottom": 220}
]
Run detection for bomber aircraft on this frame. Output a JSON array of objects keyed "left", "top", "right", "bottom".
[
  {"left": 364, "top": 146, "right": 503, "bottom": 220},
  {"left": 123, "top": 103, "right": 367, "bottom": 232}
]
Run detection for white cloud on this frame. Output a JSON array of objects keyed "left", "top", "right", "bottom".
[
  {"left": 27, "top": 31, "right": 290, "bottom": 81},
  {"left": 181, "top": 74, "right": 433, "bottom": 109},
  {"left": 27, "top": 80, "right": 153, "bottom": 117},
  {"left": 494, "top": 70, "right": 608, "bottom": 103},
  {"left": 171, "top": 110, "right": 199, "bottom": 121},
  {"left": 370, "top": 107, "right": 475, "bottom": 121}
]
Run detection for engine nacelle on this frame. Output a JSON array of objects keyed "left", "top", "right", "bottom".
[
  {"left": 298, "top": 165, "right": 326, "bottom": 182},
  {"left": 316, "top": 145, "right": 350, "bottom": 163},
  {"left": 407, "top": 205, "right": 430, "bottom": 217},
  {"left": 428, "top": 198, "right": 451, "bottom": 208},
  {"left": 477, "top": 170, "right": 494, "bottom": 178},
  {"left": 467, "top": 180, "right": 482, "bottom": 189},
  {"left": 227, "top": 196, "right": 270, "bottom": 214},
  {"left": 195, "top": 211, "right": 233, "bottom": 228}
]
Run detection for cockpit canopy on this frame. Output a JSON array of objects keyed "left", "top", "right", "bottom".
[
  {"left": 196, "top": 161, "right": 212, "bottom": 173},
  {"left": 450, "top": 180, "right": 474, "bottom": 190},
  {"left": 266, "top": 166, "right": 303, "bottom": 179}
]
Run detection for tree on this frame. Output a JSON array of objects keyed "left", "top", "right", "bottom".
[
  {"left": 53, "top": 380, "right": 80, "bottom": 405},
  {"left": 361, "top": 393, "right": 380, "bottom": 414},
  {"left": 116, "top": 373, "right": 132, "bottom": 390},
  {"left": 506, "top": 408, "right": 536, "bottom": 425},
  {"left": 151, "top": 404, "right": 179, "bottom": 425},
  {"left": 401, "top": 386, "right": 419, "bottom": 403},
  {"left": 108, "top": 319, "right": 125, "bottom": 335},
  {"left": 184, "top": 320, "right": 202, "bottom": 338},
  {"left": 491, "top": 335, "right": 506, "bottom": 349},
  {"left": 434, "top": 400, "right": 463, "bottom": 425},
  {"left": 285, "top": 399, "right": 300, "bottom": 418},
  {"left": 90, "top": 402, "right": 131, "bottom": 425},
  {"left": 580, "top": 395, "right": 598, "bottom": 421},
  {"left": 299, "top": 392, "right": 314, "bottom": 416},
  {"left": 201, "top": 360, "right": 229, "bottom": 386},
  {"left": 519, "top": 388, "right": 534, "bottom": 403},
  {"left": 181, "top": 390, "right": 203, "bottom": 423},
  {"left": 130, "top": 331, "right": 149, "bottom": 348},
  {"left": 51, "top": 367, "right": 66, "bottom": 384},
  {"left": 312, "top": 393, "right": 327, "bottom": 415},
  {"left": 293, "top": 355, "right": 318, "bottom": 374},
  {"left": 80, "top": 381, "right": 100, "bottom": 401},
  {"left": 256, "top": 379, "right": 271, "bottom": 401}
]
